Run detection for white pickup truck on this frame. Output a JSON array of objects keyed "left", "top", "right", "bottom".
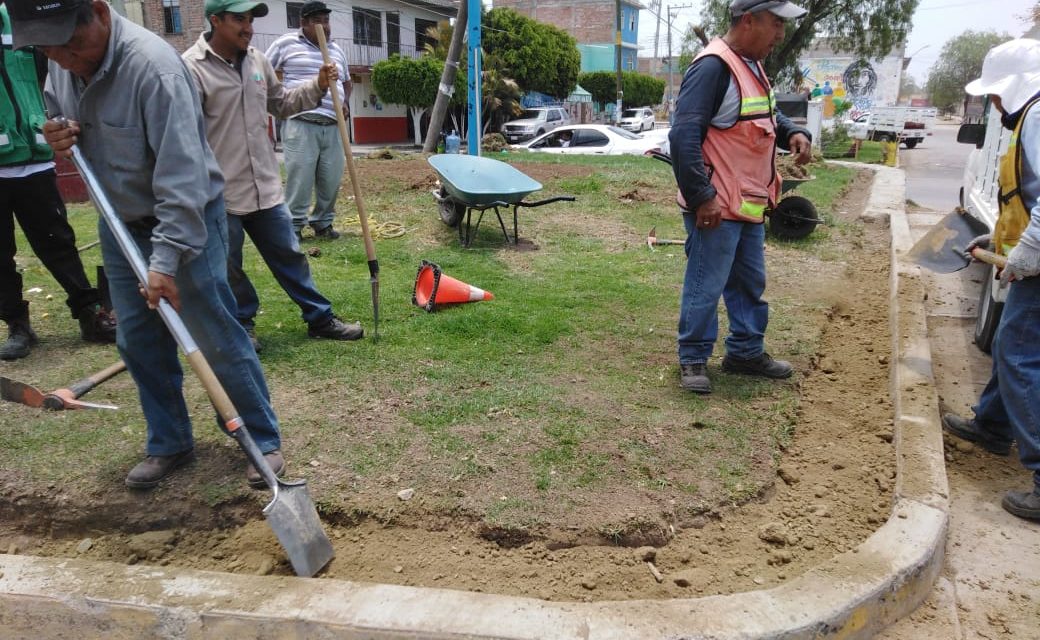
[
  {"left": 849, "top": 106, "right": 937, "bottom": 148},
  {"left": 957, "top": 101, "right": 1011, "bottom": 353}
]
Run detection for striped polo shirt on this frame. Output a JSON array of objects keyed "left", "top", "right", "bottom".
[{"left": 265, "top": 30, "right": 350, "bottom": 120}]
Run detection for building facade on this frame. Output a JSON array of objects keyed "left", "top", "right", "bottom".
[
  {"left": 113, "top": 0, "right": 453, "bottom": 144},
  {"left": 493, "top": 0, "right": 642, "bottom": 73}
]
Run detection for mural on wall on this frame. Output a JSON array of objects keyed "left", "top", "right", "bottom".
[{"left": 799, "top": 57, "right": 890, "bottom": 119}]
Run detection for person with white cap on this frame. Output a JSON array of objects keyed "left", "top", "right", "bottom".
[
  {"left": 667, "top": 0, "right": 812, "bottom": 394},
  {"left": 12, "top": 0, "right": 288, "bottom": 490},
  {"left": 942, "top": 38, "right": 1040, "bottom": 522}
]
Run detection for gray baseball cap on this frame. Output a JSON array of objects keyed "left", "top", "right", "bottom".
[{"left": 730, "top": 0, "right": 808, "bottom": 19}]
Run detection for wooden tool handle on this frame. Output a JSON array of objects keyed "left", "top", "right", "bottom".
[
  {"left": 65, "top": 360, "right": 127, "bottom": 398},
  {"left": 971, "top": 247, "right": 1008, "bottom": 268}
]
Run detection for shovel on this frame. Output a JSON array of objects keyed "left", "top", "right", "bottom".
[
  {"left": 907, "top": 208, "right": 1006, "bottom": 272},
  {"left": 68, "top": 144, "right": 334, "bottom": 578},
  {"left": 0, "top": 361, "right": 125, "bottom": 410}
]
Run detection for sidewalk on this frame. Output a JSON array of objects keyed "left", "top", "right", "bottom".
[{"left": 0, "top": 165, "right": 958, "bottom": 638}]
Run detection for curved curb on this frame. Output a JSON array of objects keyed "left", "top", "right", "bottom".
[{"left": 0, "top": 165, "right": 948, "bottom": 639}]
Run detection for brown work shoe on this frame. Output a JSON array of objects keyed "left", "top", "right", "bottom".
[
  {"left": 125, "top": 449, "right": 195, "bottom": 489},
  {"left": 79, "top": 304, "right": 117, "bottom": 343},
  {"left": 246, "top": 449, "right": 286, "bottom": 489}
]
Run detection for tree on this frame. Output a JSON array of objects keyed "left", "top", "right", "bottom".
[
  {"left": 925, "top": 30, "right": 1011, "bottom": 114},
  {"left": 579, "top": 71, "right": 665, "bottom": 109},
  {"left": 482, "top": 8, "right": 580, "bottom": 99},
  {"left": 372, "top": 55, "right": 444, "bottom": 145},
  {"left": 898, "top": 74, "right": 921, "bottom": 103},
  {"left": 699, "top": 0, "right": 919, "bottom": 87}
]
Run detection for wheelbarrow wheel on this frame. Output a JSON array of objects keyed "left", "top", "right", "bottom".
[
  {"left": 437, "top": 187, "right": 465, "bottom": 227},
  {"left": 769, "top": 196, "right": 819, "bottom": 240}
]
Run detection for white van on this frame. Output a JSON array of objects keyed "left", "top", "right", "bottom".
[{"left": 957, "top": 100, "right": 1012, "bottom": 352}]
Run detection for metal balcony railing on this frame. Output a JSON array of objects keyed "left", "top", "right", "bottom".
[{"left": 252, "top": 32, "right": 425, "bottom": 68}]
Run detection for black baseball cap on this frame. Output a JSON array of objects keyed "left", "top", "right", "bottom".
[
  {"left": 730, "top": 0, "right": 808, "bottom": 19},
  {"left": 300, "top": 1, "right": 331, "bottom": 18},
  {"left": 7, "top": 0, "right": 89, "bottom": 50}
]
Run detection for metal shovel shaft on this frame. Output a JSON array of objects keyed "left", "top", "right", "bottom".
[{"left": 69, "top": 145, "right": 334, "bottom": 577}]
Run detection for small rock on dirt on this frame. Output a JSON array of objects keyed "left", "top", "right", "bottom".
[
  {"left": 953, "top": 440, "right": 975, "bottom": 454},
  {"left": 580, "top": 577, "right": 598, "bottom": 590},
  {"left": 647, "top": 562, "right": 663, "bottom": 583},
  {"left": 7, "top": 543, "right": 19, "bottom": 555},
  {"left": 393, "top": 565, "right": 403, "bottom": 573},
  {"left": 634, "top": 546, "right": 656, "bottom": 562},
  {"left": 128, "top": 530, "right": 177, "bottom": 556},
  {"left": 256, "top": 556, "right": 276, "bottom": 575},
  {"left": 306, "top": 247, "right": 321, "bottom": 257},
  {"left": 76, "top": 538, "right": 93, "bottom": 553},
  {"left": 758, "top": 522, "right": 790, "bottom": 545},
  {"left": 397, "top": 488, "right": 415, "bottom": 501},
  {"left": 777, "top": 466, "right": 800, "bottom": 485}
]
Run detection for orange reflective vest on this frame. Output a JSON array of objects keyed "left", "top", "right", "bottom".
[
  {"left": 994, "top": 97, "right": 1040, "bottom": 255},
  {"left": 679, "top": 39, "right": 781, "bottom": 223}
]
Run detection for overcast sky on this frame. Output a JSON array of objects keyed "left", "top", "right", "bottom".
[{"left": 636, "top": 0, "right": 1036, "bottom": 82}]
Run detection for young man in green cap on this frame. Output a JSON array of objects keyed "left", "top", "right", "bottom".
[{"left": 183, "top": 0, "right": 363, "bottom": 351}]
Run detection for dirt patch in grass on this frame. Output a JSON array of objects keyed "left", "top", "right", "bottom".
[{"left": 0, "top": 159, "right": 894, "bottom": 601}]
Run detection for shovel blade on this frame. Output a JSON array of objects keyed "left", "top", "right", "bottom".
[
  {"left": 0, "top": 377, "right": 45, "bottom": 408},
  {"left": 907, "top": 209, "right": 990, "bottom": 273},
  {"left": 262, "top": 479, "right": 335, "bottom": 577}
]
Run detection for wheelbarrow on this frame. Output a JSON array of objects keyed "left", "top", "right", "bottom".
[
  {"left": 645, "top": 150, "right": 822, "bottom": 240},
  {"left": 428, "top": 154, "right": 575, "bottom": 248}
]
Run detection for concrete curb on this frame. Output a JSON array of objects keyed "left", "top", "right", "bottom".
[{"left": 0, "top": 164, "right": 949, "bottom": 639}]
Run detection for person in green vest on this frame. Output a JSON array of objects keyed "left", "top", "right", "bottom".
[{"left": 0, "top": 3, "right": 114, "bottom": 360}]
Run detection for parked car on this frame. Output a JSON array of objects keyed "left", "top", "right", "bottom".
[
  {"left": 513, "top": 125, "right": 662, "bottom": 155},
  {"left": 501, "top": 107, "right": 571, "bottom": 143},
  {"left": 848, "top": 107, "right": 936, "bottom": 148},
  {"left": 618, "top": 107, "right": 656, "bottom": 132}
]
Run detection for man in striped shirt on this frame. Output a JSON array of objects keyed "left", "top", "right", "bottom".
[{"left": 264, "top": 1, "right": 351, "bottom": 240}]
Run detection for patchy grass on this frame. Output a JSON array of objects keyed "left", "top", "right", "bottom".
[{"left": 0, "top": 152, "right": 857, "bottom": 537}]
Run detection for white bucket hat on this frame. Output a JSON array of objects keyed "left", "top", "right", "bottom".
[{"left": 965, "top": 38, "right": 1040, "bottom": 114}]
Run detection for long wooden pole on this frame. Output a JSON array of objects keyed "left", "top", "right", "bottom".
[{"left": 314, "top": 26, "right": 381, "bottom": 340}]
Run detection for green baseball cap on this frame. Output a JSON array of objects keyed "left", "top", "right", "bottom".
[{"left": 204, "top": 0, "right": 269, "bottom": 18}]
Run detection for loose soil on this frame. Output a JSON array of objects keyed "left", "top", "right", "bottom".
[{"left": 0, "top": 162, "right": 896, "bottom": 602}]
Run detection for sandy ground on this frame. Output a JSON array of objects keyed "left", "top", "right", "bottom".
[{"left": 0, "top": 166, "right": 906, "bottom": 603}]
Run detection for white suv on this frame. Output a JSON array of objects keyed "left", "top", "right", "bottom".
[
  {"left": 619, "top": 107, "right": 655, "bottom": 132},
  {"left": 501, "top": 107, "right": 571, "bottom": 143}
]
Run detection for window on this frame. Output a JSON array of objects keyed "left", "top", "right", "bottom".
[
  {"left": 286, "top": 2, "right": 303, "bottom": 28},
  {"left": 415, "top": 18, "right": 438, "bottom": 53},
  {"left": 162, "top": 0, "right": 182, "bottom": 34},
  {"left": 572, "top": 130, "right": 609, "bottom": 147},
  {"left": 353, "top": 8, "right": 382, "bottom": 47},
  {"left": 627, "top": 9, "right": 635, "bottom": 31}
]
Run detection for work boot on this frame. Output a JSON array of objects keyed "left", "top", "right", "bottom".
[
  {"left": 124, "top": 449, "right": 195, "bottom": 489},
  {"left": 1001, "top": 489, "right": 1040, "bottom": 522},
  {"left": 313, "top": 224, "right": 341, "bottom": 240},
  {"left": 308, "top": 315, "right": 363, "bottom": 341},
  {"left": 245, "top": 327, "right": 262, "bottom": 353},
  {"left": 78, "top": 304, "right": 117, "bottom": 343},
  {"left": 0, "top": 316, "right": 38, "bottom": 361},
  {"left": 721, "top": 352, "right": 793, "bottom": 379},
  {"left": 941, "top": 413, "right": 1012, "bottom": 456},
  {"left": 679, "top": 363, "right": 711, "bottom": 394},
  {"left": 246, "top": 449, "right": 286, "bottom": 489}
]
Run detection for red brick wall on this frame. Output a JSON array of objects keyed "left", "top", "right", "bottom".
[
  {"left": 140, "top": 0, "right": 207, "bottom": 52},
  {"left": 494, "top": 0, "right": 616, "bottom": 43}
]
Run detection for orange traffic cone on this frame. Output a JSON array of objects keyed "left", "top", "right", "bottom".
[{"left": 412, "top": 260, "right": 493, "bottom": 312}]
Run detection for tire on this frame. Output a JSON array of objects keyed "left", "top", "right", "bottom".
[
  {"left": 973, "top": 270, "right": 1004, "bottom": 354},
  {"left": 904, "top": 138, "right": 919, "bottom": 149},
  {"left": 436, "top": 187, "right": 465, "bottom": 227},
  {"left": 768, "top": 196, "right": 819, "bottom": 240}
]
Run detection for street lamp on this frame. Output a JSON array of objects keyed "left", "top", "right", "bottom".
[{"left": 902, "top": 45, "right": 929, "bottom": 71}]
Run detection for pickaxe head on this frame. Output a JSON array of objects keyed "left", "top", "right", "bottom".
[
  {"left": 647, "top": 225, "right": 658, "bottom": 251},
  {"left": 42, "top": 389, "right": 118, "bottom": 411},
  {"left": 0, "top": 377, "right": 44, "bottom": 408}
]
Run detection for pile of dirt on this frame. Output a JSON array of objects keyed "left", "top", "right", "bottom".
[{"left": 0, "top": 167, "right": 896, "bottom": 601}]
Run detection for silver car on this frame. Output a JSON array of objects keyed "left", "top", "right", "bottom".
[
  {"left": 618, "top": 107, "right": 656, "bottom": 132},
  {"left": 501, "top": 107, "right": 571, "bottom": 143}
]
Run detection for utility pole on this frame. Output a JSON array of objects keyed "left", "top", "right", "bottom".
[
  {"left": 615, "top": 0, "right": 623, "bottom": 124},
  {"left": 466, "top": 0, "right": 481, "bottom": 155},
  {"left": 423, "top": 1, "right": 467, "bottom": 153},
  {"left": 649, "top": 0, "right": 661, "bottom": 76},
  {"left": 665, "top": 4, "right": 696, "bottom": 121}
]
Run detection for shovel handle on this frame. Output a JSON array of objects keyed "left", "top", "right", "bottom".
[
  {"left": 62, "top": 360, "right": 127, "bottom": 399},
  {"left": 971, "top": 247, "right": 1008, "bottom": 268}
]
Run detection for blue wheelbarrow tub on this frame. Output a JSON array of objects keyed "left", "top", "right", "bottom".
[{"left": 429, "top": 154, "right": 542, "bottom": 207}]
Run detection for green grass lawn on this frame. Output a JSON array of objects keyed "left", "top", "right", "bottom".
[{"left": 0, "top": 153, "right": 860, "bottom": 536}]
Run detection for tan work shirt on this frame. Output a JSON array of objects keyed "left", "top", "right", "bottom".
[{"left": 183, "top": 33, "right": 325, "bottom": 214}]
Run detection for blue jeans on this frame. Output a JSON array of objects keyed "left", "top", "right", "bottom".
[
  {"left": 283, "top": 118, "right": 345, "bottom": 233},
  {"left": 99, "top": 197, "right": 281, "bottom": 456},
  {"left": 678, "top": 216, "right": 769, "bottom": 364},
  {"left": 975, "top": 276, "right": 1040, "bottom": 492},
  {"left": 226, "top": 204, "right": 334, "bottom": 328}
]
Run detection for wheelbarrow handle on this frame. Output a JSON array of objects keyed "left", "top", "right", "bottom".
[{"left": 517, "top": 196, "right": 577, "bottom": 207}]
